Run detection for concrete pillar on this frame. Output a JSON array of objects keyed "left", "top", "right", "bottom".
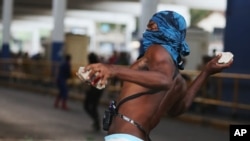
[
  {"left": 51, "top": 0, "right": 67, "bottom": 62},
  {"left": 31, "top": 29, "right": 41, "bottom": 57},
  {"left": 1, "top": 0, "right": 13, "bottom": 58},
  {"left": 138, "top": 0, "right": 159, "bottom": 55},
  {"left": 124, "top": 25, "right": 132, "bottom": 52},
  {"left": 221, "top": 0, "right": 250, "bottom": 116},
  {"left": 138, "top": 0, "right": 159, "bottom": 39},
  {"left": 224, "top": 0, "right": 250, "bottom": 74}
]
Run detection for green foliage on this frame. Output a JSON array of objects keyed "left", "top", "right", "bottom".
[{"left": 190, "top": 9, "right": 213, "bottom": 28}]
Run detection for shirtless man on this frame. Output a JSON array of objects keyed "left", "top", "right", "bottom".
[{"left": 82, "top": 11, "right": 233, "bottom": 141}]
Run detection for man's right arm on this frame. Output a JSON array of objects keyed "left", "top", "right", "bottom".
[{"left": 84, "top": 45, "right": 176, "bottom": 90}]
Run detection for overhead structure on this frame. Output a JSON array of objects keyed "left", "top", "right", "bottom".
[{"left": 0, "top": 0, "right": 227, "bottom": 59}]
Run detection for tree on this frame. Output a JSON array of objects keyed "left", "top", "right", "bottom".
[{"left": 190, "top": 9, "right": 212, "bottom": 28}]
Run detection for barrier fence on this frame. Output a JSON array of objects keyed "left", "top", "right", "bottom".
[
  {"left": 0, "top": 59, "right": 249, "bottom": 126},
  {"left": 181, "top": 70, "right": 250, "bottom": 115}
]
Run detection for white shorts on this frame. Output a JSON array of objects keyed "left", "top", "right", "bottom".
[{"left": 104, "top": 133, "right": 143, "bottom": 141}]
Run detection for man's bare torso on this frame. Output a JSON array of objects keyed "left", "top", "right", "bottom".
[{"left": 108, "top": 45, "right": 187, "bottom": 140}]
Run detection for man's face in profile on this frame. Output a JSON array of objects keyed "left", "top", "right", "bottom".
[{"left": 147, "top": 20, "right": 158, "bottom": 31}]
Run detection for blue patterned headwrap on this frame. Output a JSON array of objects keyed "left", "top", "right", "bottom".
[{"left": 142, "top": 11, "right": 190, "bottom": 69}]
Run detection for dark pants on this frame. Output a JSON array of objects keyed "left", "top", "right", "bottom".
[
  {"left": 54, "top": 78, "right": 69, "bottom": 110},
  {"left": 57, "top": 79, "right": 68, "bottom": 100},
  {"left": 84, "top": 87, "right": 104, "bottom": 129}
]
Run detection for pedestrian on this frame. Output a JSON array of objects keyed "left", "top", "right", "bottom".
[
  {"left": 81, "top": 11, "right": 233, "bottom": 141},
  {"left": 54, "top": 54, "right": 72, "bottom": 110},
  {"left": 84, "top": 52, "right": 104, "bottom": 131}
]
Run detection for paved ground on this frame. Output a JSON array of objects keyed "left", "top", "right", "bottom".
[{"left": 0, "top": 86, "right": 229, "bottom": 141}]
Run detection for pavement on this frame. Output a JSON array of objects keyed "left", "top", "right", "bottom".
[{"left": 0, "top": 86, "right": 229, "bottom": 141}]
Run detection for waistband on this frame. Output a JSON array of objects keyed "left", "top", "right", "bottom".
[{"left": 105, "top": 133, "right": 143, "bottom": 141}]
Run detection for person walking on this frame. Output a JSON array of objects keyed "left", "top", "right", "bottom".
[
  {"left": 54, "top": 54, "right": 72, "bottom": 110},
  {"left": 83, "top": 53, "right": 105, "bottom": 131}
]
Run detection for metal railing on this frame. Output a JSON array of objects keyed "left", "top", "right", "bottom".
[
  {"left": 1, "top": 59, "right": 250, "bottom": 117},
  {"left": 182, "top": 70, "right": 250, "bottom": 115}
]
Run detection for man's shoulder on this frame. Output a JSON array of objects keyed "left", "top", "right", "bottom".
[
  {"left": 146, "top": 45, "right": 172, "bottom": 60},
  {"left": 147, "top": 44, "right": 169, "bottom": 53}
]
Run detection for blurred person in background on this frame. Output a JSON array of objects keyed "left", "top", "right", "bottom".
[
  {"left": 81, "top": 11, "right": 233, "bottom": 141},
  {"left": 54, "top": 54, "right": 72, "bottom": 110},
  {"left": 116, "top": 52, "right": 130, "bottom": 66},
  {"left": 108, "top": 50, "right": 119, "bottom": 65},
  {"left": 108, "top": 50, "right": 120, "bottom": 87},
  {"left": 83, "top": 52, "right": 105, "bottom": 131}
]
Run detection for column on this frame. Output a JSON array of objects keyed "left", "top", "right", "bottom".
[
  {"left": 224, "top": 0, "right": 250, "bottom": 74},
  {"left": 31, "top": 29, "right": 41, "bottom": 57},
  {"left": 51, "top": 0, "right": 67, "bottom": 62},
  {"left": 1, "top": 0, "right": 13, "bottom": 58},
  {"left": 219, "top": 0, "right": 250, "bottom": 116},
  {"left": 138, "top": 0, "right": 159, "bottom": 39},
  {"left": 138, "top": 0, "right": 159, "bottom": 55}
]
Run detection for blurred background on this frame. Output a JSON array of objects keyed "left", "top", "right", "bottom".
[{"left": 0, "top": 0, "right": 249, "bottom": 141}]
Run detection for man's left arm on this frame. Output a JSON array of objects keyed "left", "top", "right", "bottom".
[{"left": 181, "top": 54, "right": 233, "bottom": 113}]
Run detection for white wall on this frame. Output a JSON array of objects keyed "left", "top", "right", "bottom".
[{"left": 185, "top": 28, "right": 210, "bottom": 70}]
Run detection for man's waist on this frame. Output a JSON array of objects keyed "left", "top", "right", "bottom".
[{"left": 108, "top": 116, "right": 148, "bottom": 141}]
